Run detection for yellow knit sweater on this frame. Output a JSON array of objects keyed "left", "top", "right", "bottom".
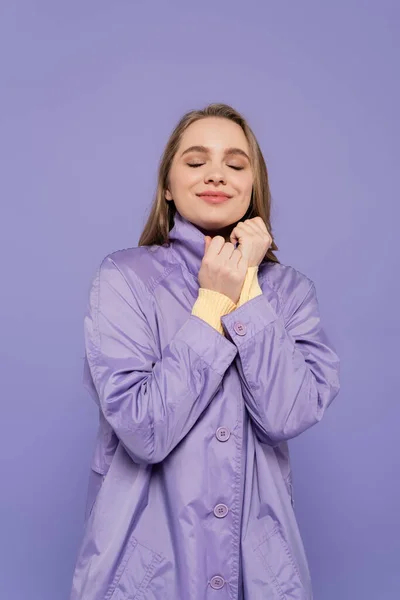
[{"left": 191, "top": 266, "right": 263, "bottom": 335}]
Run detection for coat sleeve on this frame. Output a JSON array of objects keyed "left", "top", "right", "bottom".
[
  {"left": 220, "top": 274, "right": 340, "bottom": 446},
  {"left": 84, "top": 256, "right": 238, "bottom": 465}
]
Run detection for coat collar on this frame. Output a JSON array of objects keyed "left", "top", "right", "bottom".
[{"left": 168, "top": 210, "right": 206, "bottom": 279}]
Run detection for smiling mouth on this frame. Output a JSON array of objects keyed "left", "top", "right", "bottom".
[{"left": 197, "top": 193, "right": 231, "bottom": 204}]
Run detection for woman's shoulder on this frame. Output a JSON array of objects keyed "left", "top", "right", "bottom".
[{"left": 95, "top": 243, "right": 175, "bottom": 296}]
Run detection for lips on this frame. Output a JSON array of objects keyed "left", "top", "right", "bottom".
[{"left": 197, "top": 192, "right": 231, "bottom": 204}]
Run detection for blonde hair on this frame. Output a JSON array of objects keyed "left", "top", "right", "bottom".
[{"left": 138, "top": 103, "right": 279, "bottom": 264}]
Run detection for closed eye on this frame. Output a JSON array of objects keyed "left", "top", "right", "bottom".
[{"left": 187, "top": 163, "right": 244, "bottom": 171}]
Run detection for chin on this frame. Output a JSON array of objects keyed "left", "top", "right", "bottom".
[{"left": 198, "top": 216, "right": 232, "bottom": 231}]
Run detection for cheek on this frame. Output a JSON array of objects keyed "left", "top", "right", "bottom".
[
  {"left": 170, "top": 166, "right": 199, "bottom": 191},
  {"left": 235, "top": 173, "right": 254, "bottom": 196}
]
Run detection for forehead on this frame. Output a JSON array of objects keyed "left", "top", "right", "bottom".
[{"left": 179, "top": 117, "right": 249, "bottom": 152}]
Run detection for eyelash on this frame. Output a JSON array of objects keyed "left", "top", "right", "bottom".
[{"left": 187, "top": 163, "right": 244, "bottom": 171}]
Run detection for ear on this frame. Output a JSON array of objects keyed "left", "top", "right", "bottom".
[{"left": 165, "top": 188, "right": 172, "bottom": 201}]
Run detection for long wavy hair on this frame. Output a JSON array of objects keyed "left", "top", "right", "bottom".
[{"left": 138, "top": 103, "right": 279, "bottom": 264}]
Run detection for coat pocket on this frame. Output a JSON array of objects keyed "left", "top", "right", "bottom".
[
  {"left": 105, "top": 536, "right": 164, "bottom": 600},
  {"left": 254, "top": 524, "right": 304, "bottom": 599}
]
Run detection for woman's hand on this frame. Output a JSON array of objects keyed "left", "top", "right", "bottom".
[
  {"left": 198, "top": 236, "right": 248, "bottom": 305},
  {"left": 229, "top": 217, "right": 272, "bottom": 267}
]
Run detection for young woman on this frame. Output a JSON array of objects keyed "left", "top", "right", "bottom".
[{"left": 70, "top": 103, "right": 340, "bottom": 600}]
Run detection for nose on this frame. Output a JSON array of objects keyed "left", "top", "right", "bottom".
[{"left": 204, "top": 165, "right": 226, "bottom": 185}]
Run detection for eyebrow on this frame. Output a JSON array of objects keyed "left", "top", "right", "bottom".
[{"left": 180, "top": 145, "right": 250, "bottom": 161}]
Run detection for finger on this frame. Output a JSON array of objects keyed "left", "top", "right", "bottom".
[
  {"left": 230, "top": 247, "right": 243, "bottom": 269},
  {"left": 229, "top": 228, "right": 239, "bottom": 246},
  {"left": 230, "top": 222, "right": 253, "bottom": 257},
  {"left": 243, "top": 219, "right": 263, "bottom": 236},
  {"left": 244, "top": 218, "right": 272, "bottom": 249},
  {"left": 247, "top": 217, "right": 270, "bottom": 237},
  {"left": 204, "top": 235, "right": 225, "bottom": 259},
  {"left": 238, "top": 240, "right": 252, "bottom": 262},
  {"left": 229, "top": 221, "right": 249, "bottom": 245},
  {"left": 219, "top": 242, "right": 237, "bottom": 262}
]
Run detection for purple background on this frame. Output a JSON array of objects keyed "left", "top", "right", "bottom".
[{"left": 1, "top": 2, "right": 398, "bottom": 598}]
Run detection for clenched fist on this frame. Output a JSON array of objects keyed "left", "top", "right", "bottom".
[
  {"left": 198, "top": 217, "right": 271, "bottom": 304},
  {"left": 229, "top": 217, "right": 272, "bottom": 268},
  {"left": 198, "top": 235, "right": 248, "bottom": 305}
]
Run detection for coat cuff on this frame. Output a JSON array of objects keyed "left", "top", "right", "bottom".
[
  {"left": 191, "top": 288, "right": 237, "bottom": 335},
  {"left": 221, "top": 292, "right": 278, "bottom": 346}
]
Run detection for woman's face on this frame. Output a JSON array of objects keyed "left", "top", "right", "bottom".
[{"left": 165, "top": 117, "right": 254, "bottom": 238}]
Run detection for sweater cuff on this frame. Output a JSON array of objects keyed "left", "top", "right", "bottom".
[
  {"left": 238, "top": 266, "right": 263, "bottom": 307},
  {"left": 191, "top": 289, "right": 237, "bottom": 335}
]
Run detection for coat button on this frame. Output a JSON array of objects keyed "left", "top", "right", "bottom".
[
  {"left": 213, "top": 503, "right": 229, "bottom": 518},
  {"left": 210, "top": 575, "right": 225, "bottom": 589},
  {"left": 233, "top": 321, "right": 247, "bottom": 336},
  {"left": 216, "top": 427, "right": 230, "bottom": 442}
]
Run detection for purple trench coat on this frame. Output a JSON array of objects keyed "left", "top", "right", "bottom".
[{"left": 70, "top": 210, "right": 340, "bottom": 600}]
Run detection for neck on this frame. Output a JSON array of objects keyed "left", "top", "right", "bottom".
[{"left": 196, "top": 220, "right": 240, "bottom": 243}]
